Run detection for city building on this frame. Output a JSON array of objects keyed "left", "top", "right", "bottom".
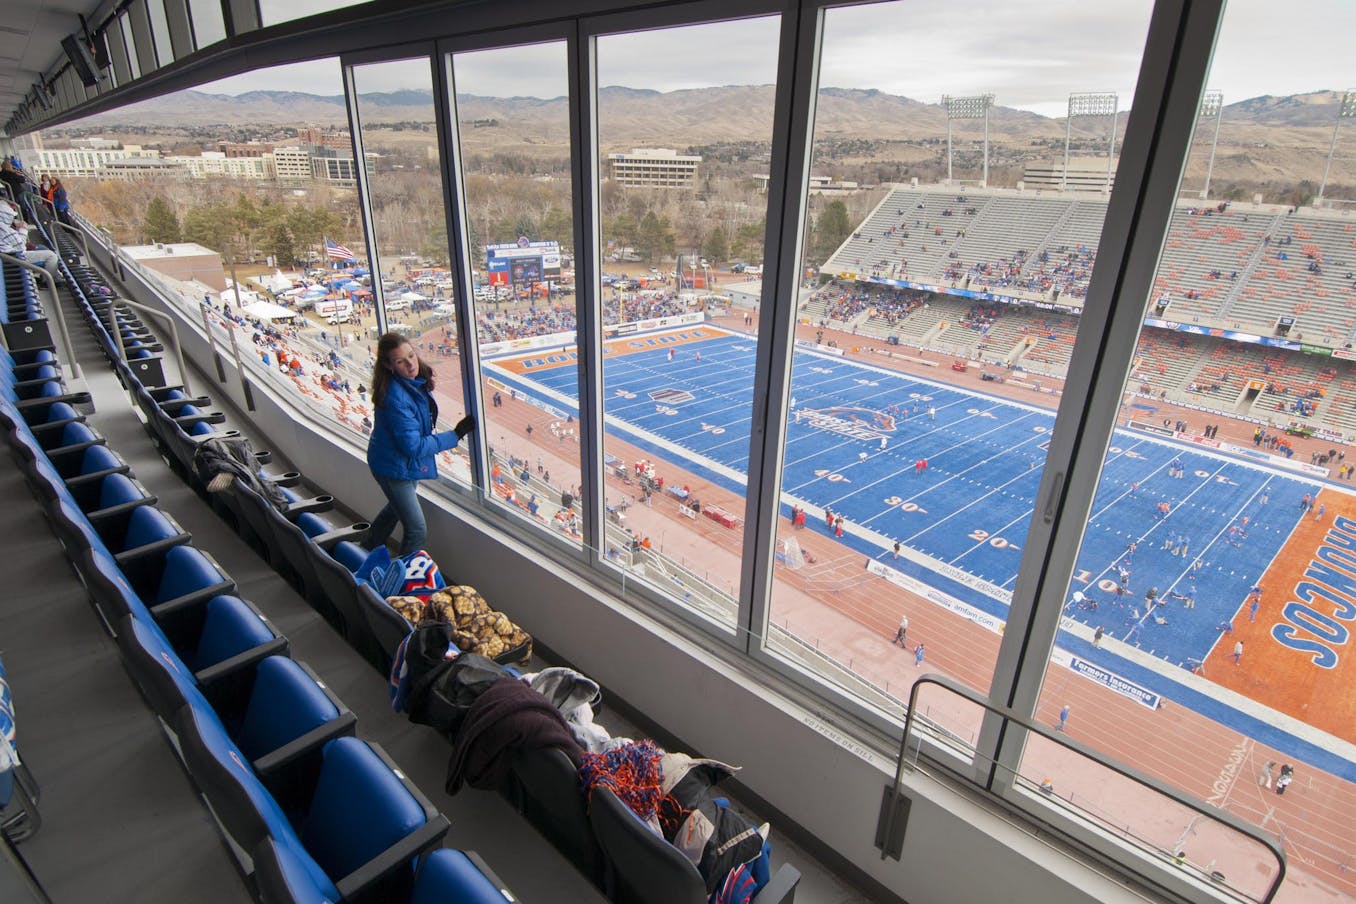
[
  {"left": 607, "top": 147, "right": 701, "bottom": 187},
  {"left": 174, "top": 151, "right": 273, "bottom": 180},
  {"left": 33, "top": 145, "right": 162, "bottom": 178},
  {"left": 120, "top": 242, "right": 226, "bottom": 290},
  {"left": 269, "top": 144, "right": 314, "bottom": 182}
]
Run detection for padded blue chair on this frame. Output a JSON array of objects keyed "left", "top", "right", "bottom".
[
  {"left": 18, "top": 400, "right": 84, "bottom": 437},
  {"left": 166, "top": 594, "right": 288, "bottom": 677},
  {"left": 79, "top": 541, "right": 241, "bottom": 652},
  {"left": 96, "top": 504, "right": 192, "bottom": 568},
  {"left": 114, "top": 598, "right": 284, "bottom": 723},
  {"left": 0, "top": 346, "right": 56, "bottom": 373},
  {"left": 102, "top": 543, "right": 237, "bottom": 621},
  {"left": 46, "top": 442, "right": 128, "bottom": 486},
  {"left": 331, "top": 541, "right": 369, "bottom": 573},
  {"left": 32, "top": 419, "right": 103, "bottom": 455},
  {"left": 211, "top": 656, "right": 356, "bottom": 774},
  {"left": 181, "top": 713, "right": 449, "bottom": 904},
  {"left": 409, "top": 849, "right": 516, "bottom": 904}
]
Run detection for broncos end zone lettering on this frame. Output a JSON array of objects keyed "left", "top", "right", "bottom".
[{"left": 1273, "top": 514, "right": 1356, "bottom": 669}]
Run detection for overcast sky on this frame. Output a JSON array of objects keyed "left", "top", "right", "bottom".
[{"left": 205, "top": 1, "right": 1353, "bottom": 117}]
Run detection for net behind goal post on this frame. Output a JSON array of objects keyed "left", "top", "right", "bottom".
[{"left": 778, "top": 536, "right": 805, "bottom": 569}]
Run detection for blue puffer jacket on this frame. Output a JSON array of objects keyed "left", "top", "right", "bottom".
[{"left": 366, "top": 375, "right": 459, "bottom": 480}]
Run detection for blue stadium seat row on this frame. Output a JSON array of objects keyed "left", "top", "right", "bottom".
[{"left": 0, "top": 310, "right": 515, "bottom": 904}]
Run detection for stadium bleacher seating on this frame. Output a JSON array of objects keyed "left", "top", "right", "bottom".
[{"left": 813, "top": 187, "right": 1356, "bottom": 438}]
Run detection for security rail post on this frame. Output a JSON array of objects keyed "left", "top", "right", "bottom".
[
  {"left": 200, "top": 301, "right": 227, "bottom": 383},
  {"left": 0, "top": 251, "right": 81, "bottom": 380},
  {"left": 106, "top": 294, "right": 191, "bottom": 396},
  {"left": 225, "top": 313, "right": 255, "bottom": 411},
  {"left": 876, "top": 674, "right": 1286, "bottom": 904}
]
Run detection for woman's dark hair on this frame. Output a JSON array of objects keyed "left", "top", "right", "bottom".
[{"left": 370, "top": 331, "right": 434, "bottom": 406}]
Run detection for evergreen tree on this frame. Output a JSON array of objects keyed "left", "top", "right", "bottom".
[
  {"left": 637, "top": 211, "right": 675, "bottom": 263},
  {"left": 814, "top": 200, "right": 852, "bottom": 262},
  {"left": 261, "top": 222, "right": 296, "bottom": 267},
  {"left": 702, "top": 226, "right": 729, "bottom": 265},
  {"left": 143, "top": 196, "right": 181, "bottom": 244},
  {"left": 181, "top": 202, "right": 233, "bottom": 253},
  {"left": 540, "top": 206, "right": 573, "bottom": 250}
]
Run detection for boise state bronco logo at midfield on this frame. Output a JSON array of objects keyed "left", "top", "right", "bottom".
[{"left": 799, "top": 405, "right": 897, "bottom": 441}]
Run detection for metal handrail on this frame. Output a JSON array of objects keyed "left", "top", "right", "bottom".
[
  {"left": 884, "top": 674, "right": 1286, "bottom": 903},
  {"left": 47, "top": 218, "right": 90, "bottom": 266},
  {"left": 105, "top": 294, "right": 191, "bottom": 396},
  {"left": 0, "top": 251, "right": 81, "bottom": 379}
]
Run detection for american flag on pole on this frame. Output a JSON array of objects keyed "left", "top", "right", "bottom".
[{"left": 324, "top": 236, "right": 355, "bottom": 261}]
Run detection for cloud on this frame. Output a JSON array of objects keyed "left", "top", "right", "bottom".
[{"left": 193, "top": 0, "right": 1354, "bottom": 116}]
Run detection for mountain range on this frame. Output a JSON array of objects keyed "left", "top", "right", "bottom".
[{"left": 69, "top": 85, "right": 1353, "bottom": 137}]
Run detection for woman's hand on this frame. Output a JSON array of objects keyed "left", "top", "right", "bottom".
[{"left": 454, "top": 415, "right": 476, "bottom": 439}]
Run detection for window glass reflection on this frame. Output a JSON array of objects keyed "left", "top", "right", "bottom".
[
  {"left": 352, "top": 58, "right": 469, "bottom": 485},
  {"left": 771, "top": 1, "right": 1152, "bottom": 733},
  {"left": 451, "top": 42, "right": 582, "bottom": 542},
  {"left": 595, "top": 17, "right": 782, "bottom": 626}
]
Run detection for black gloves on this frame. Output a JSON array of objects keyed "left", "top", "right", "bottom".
[{"left": 454, "top": 415, "right": 476, "bottom": 439}]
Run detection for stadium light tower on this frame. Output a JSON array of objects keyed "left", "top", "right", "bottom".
[
  {"left": 943, "top": 93, "right": 995, "bottom": 187},
  {"left": 1317, "top": 90, "right": 1356, "bottom": 206},
  {"left": 1063, "top": 92, "right": 1118, "bottom": 193},
  {"left": 1198, "top": 90, "right": 1223, "bottom": 200}
]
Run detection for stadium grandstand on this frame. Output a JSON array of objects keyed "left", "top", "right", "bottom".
[
  {"left": 821, "top": 186, "right": 1356, "bottom": 440},
  {"left": 1, "top": 2, "right": 1354, "bottom": 904}
]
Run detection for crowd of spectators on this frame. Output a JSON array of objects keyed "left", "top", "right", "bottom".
[
  {"left": 476, "top": 304, "right": 578, "bottom": 342},
  {"left": 812, "top": 283, "right": 930, "bottom": 326},
  {"left": 605, "top": 292, "right": 685, "bottom": 324}
]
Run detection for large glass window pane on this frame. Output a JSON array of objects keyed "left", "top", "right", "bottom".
[
  {"left": 119, "top": 14, "right": 142, "bottom": 81},
  {"left": 771, "top": 0, "right": 1153, "bottom": 735},
  {"left": 259, "top": 0, "right": 368, "bottom": 28},
  {"left": 187, "top": 0, "right": 227, "bottom": 47},
  {"left": 595, "top": 17, "right": 782, "bottom": 626},
  {"left": 449, "top": 42, "right": 581, "bottom": 542},
  {"left": 351, "top": 58, "right": 470, "bottom": 485},
  {"left": 1027, "top": 3, "right": 1356, "bottom": 899},
  {"left": 147, "top": 0, "right": 174, "bottom": 68}
]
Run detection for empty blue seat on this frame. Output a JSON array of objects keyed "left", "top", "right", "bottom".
[
  {"left": 223, "top": 656, "right": 354, "bottom": 768},
  {"left": 180, "top": 711, "right": 448, "bottom": 904},
  {"left": 173, "top": 595, "right": 286, "bottom": 675},
  {"left": 410, "top": 849, "right": 515, "bottom": 904},
  {"left": 331, "top": 542, "right": 368, "bottom": 573},
  {"left": 48, "top": 442, "right": 126, "bottom": 486},
  {"left": 114, "top": 604, "right": 283, "bottom": 726},
  {"left": 83, "top": 543, "right": 235, "bottom": 627},
  {"left": 35, "top": 419, "right": 101, "bottom": 453}
]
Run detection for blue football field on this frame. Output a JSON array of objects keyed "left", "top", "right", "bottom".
[{"left": 488, "top": 324, "right": 1349, "bottom": 771}]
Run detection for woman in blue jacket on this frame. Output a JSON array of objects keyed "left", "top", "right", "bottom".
[
  {"left": 365, "top": 332, "right": 474, "bottom": 554},
  {"left": 50, "top": 178, "right": 72, "bottom": 227}
]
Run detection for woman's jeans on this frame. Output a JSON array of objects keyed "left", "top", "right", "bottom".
[{"left": 368, "top": 474, "right": 426, "bottom": 555}]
